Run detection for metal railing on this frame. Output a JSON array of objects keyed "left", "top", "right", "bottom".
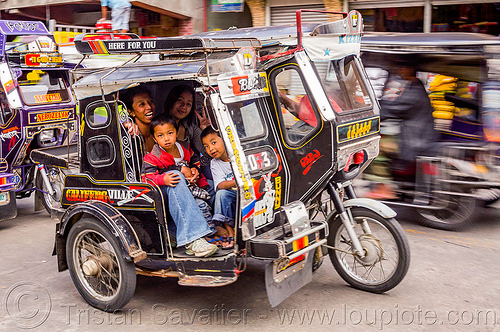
[{"left": 48, "top": 19, "right": 98, "bottom": 44}]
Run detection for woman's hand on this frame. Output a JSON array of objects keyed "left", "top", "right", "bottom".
[
  {"left": 163, "top": 172, "right": 180, "bottom": 187},
  {"left": 123, "top": 121, "right": 140, "bottom": 136},
  {"left": 190, "top": 167, "right": 200, "bottom": 183},
  {"left": 195, "top": 107, "right": 211, "bottom": 130}
]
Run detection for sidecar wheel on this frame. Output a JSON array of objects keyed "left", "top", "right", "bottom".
[
  {"left": 327, "top": 208, "right": 410, "bottom": 293},
  {"left": 415, "top": 189, "right": 478, "bottom": 231},
  {"left": 66, "top": 217, "right": 136, "bottom": 311},
  {"left": 36, "top": 166, "right": 66, "bottom": 214}
]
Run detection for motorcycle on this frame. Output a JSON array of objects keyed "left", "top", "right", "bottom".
[
  {"left": 0, "top": 20, "right": 77, "bottom": 222},
  {"left": 361, "top": 32, "right": 500, "bottom": 231},
  {"left": 43, "top": 10, "right": 410, "bottom": 311}
]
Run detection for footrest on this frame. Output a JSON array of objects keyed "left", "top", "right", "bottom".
[
  {"left": 249, "top": 220, "right": 328, "bottom": 260},
  {"left": 175, "top": 253, "right": 238, "bottom": 287}
]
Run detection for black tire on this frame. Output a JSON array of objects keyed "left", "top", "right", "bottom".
[
  {"left": 415, "top": 190, "right": 479, "bottom": 231},
  {"left": 480, "top": 189, "right": 500, "bottom": 207},
  {"left": 312, "top": 246, "right": 325, "bottom": 272},
  {"left": 328, "top": 207, "right": 410, "bottom": 293},
  {"left": 36, "top": 166, "right": 66, "bottom": 214},
  {"left": 66, "top": 217, "right": 136, "bottom": 311}
]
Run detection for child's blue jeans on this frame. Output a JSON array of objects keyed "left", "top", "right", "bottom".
[
  {"left": 213, "top": 189, "right": 237, "bottom": 228},
  {"left": 159, "top": 171, "right": 212, "bottom": 246}
]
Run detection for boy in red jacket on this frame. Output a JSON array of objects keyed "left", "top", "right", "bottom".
[{"left": 142, "top": 114, "right": 217, "bottom": 257}]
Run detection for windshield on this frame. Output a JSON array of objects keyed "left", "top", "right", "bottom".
[
  {"left": 314, "top": 55, "right": 373, "bottom": 113},
  {"left": 17, "top": 70, "right": 70, "bottom": 105}
]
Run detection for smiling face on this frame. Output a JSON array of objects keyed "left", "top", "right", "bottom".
[
  {"left": 129, "top": 92, "right": 155, "bottom": 126},
  {"left": 169, "top": 90, "right": 193, "bottom": 121},
  {"left": 153, "top": 122, "right": 177, "bottom": 152},
  {"left": 202, "top": 132, "right": 227, "bottom": 161}
]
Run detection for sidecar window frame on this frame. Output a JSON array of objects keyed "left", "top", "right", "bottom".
[
  {"left": 85, "top": 100, "right": 112, "bottom": 129},
  {"left": 225, "top": 99, "right": 266, "bottom": 142},
  {"left": 0, "top": 88, "right": 14, "bottom": 126},
  {"left": 269, "top": 64, "right": 322, "bottom": 148},
  {"left": 17, "top": 69, "right": 71, "bottom": 106},
  {"left": 86, "top": 135, "right": 116, "bottom": 167},
  {"left": 315, "top": 55, "right": 373, "bottom": 115}
]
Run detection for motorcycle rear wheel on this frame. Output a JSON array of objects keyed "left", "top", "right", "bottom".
[
  {"left": 328, "top": 207, "right": 410, "bottom": 293},
  {"left": 66, "top": 217, "right": 136, "bottom": 311}
]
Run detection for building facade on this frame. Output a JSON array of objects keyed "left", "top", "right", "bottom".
[
  {"left": 264, "top": 0, "right": 499, "bottom": 35},
  {"left": 0, "top": 0, "right": 497, "bottom": 35},
  {"left": 0, "top": 0, "right": 205, "bottom": 36}
]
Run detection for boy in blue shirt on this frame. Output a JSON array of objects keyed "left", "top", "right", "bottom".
[{"left": 201, "top": 127, "right": 236, "bottom": 249}]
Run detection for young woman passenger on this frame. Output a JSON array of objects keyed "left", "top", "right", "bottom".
[
  {"left": 163, "top": 85, "right": 211, "bottom": 159},
  {"left": 121, "top": 85, "right": 156, "bottom": 152}
]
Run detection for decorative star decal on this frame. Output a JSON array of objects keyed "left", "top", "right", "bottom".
[{"left": 324, "top": 49, "right": 331, "bottom": 56}]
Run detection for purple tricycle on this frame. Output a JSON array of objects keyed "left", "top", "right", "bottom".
[{"left": 0, "top": 20, "right": 77, "bottom": 222}]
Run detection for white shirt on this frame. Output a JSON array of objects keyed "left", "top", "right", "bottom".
[{"left": 211, "top": 158, "right": 233, "bottom": 190}]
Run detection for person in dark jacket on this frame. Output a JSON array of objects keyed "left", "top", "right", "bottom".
[
  {"left": 366, "top": 58, "right": 438, "bottom": 199},
  {"left": 379, "top": 59, "right": 438, "bottom": 171}
]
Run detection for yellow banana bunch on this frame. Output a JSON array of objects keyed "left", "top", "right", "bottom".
[
  {"left": 432, "top": 105, "right": 457, "bottom": 113},
  {"left": 433, "top": 110, "right": 455, "bottom": 120},
  {"left": 429, "top": 92, "right": 446, "bottom": 99},
  {"left": 431, "top": 100, "right": 454, "bottom": 106},
  {"left": 429, "top": 75, "right": 458, "bottom": 88},
  {"left": 429, "top": 83, "right": 458, "bottom": 92}
]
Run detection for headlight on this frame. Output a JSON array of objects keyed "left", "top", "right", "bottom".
[{"left": 39, "top": 129, "right": 55, "bottom": 142}]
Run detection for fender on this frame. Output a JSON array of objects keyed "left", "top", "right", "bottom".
[
  {"left": 54, "top": 200, "right": 147, "bottom": 272},
  {"left": 342, "top": 198, "right": 397, "bottom": 219}
]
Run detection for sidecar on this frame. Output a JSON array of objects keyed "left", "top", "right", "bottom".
[
  {"left": 0, "top": 20, "right": 77, "bottom": 222},
  {"left": 54, "top": 10, "right": 410, "bottom": 311},
  {"left": 361, "top": 32, "right": 500, "bottom": 230}
]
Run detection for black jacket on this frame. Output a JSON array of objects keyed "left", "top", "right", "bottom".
[{"left": 380, "top": 79, "right": 438, "bottom": 161}]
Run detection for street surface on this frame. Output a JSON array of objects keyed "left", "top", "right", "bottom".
[{"left": 1, "top": 198, "right": 499, "bottom": 331}]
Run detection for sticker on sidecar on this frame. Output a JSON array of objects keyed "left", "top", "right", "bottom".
[
  {"left": 218, "top": 71, "right": 270, "bottom": 104},
  {"left": 28, "top": 109, "right": 73, "bottom": 124},
  {"left": 337, "top": 117, "right": 380, "bottom": 143},
  {"left": 63, "top": 186, "right": 154, "bottom": 206}
]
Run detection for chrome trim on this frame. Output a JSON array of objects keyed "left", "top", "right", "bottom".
[
  {"left": 337, "top": 135, "right": 380, "bottom": 172},
  {"left": 288, "top": 239, "right": 326, "bottom": 260},
  {"left": 284, "top": 221, "right": 327, "bottom": 244}
]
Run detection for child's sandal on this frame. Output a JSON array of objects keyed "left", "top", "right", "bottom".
[{"left": 221, "top": 236, "right": 234, "bottom": 249}]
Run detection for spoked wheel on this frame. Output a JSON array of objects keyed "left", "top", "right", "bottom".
[
  {"left": 36, "top": 166, "right": 67, "bottom": 213},
  {"left": 66, "top": 218, "right": 136, "bottom": 311},
  {"left": 415, "top": 189, "right": 478, "bottom": 231},
  {"left": 328, "top": 208, "right": 410, "bottom": 293}
]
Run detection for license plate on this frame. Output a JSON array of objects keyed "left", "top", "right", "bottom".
[{"left": 0, "top": 191, "right": 9, "bottom": 205}]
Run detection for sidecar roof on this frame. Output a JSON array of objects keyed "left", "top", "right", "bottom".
[
  {"left": 361, "top": 32, "right": 500, "bottom": 55},
  {"left": 71, "top": 59, "right": 208, "bottom": 99},
  {"left": 192, "top": 24, "right": 316, "bottom": 47},
  {"left": 361, "top": 32, "right": 500, "bottom": 82},
  {"left": 72, "top": 10, "right": 365, "bottom": 99}
]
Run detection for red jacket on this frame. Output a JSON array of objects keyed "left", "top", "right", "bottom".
[{"left": 142, "top": 143, "right": 208, "bottom": 187}]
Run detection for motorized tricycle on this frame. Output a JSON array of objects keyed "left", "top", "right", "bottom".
[
  {"left": 49, "top": 10, "right": 410, "bottom": 311},
  {"left": 0, "top": 20, "right": 77, "bottom": 222},
  {"left": 361, "top": 32, "right": 500, "bottom": 231}
]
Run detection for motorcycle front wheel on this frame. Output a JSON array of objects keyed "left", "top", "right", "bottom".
[
  {"left": 327, "top": 207, "right": 410, "bottom": 293},
  {"left": 415, "top": 189, "right": 478, "bottom": 231}
]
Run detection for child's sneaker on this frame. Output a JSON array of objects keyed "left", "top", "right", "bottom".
[{"left": 185, "top": 238, "right": 218, "bottom": 257}]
